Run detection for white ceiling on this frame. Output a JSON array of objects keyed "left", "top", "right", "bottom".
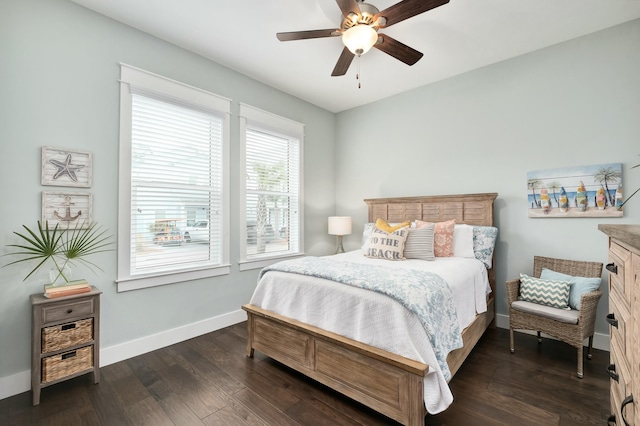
[{"left": 70, "top": 0, "right": 640, "bottom": 113}]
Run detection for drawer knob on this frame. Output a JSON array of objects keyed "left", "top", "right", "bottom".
[
  {"left": 606, "top": 262, "right": 618, "bottom": 274},
  {"left": 67, "top": 309, "right": 73, "bottom": 314},
  {"left": 607, "top": 364, "right": 619, "bottom": 382},
  {"left": 606, "top": 313, "right": 618, "bottom": 328},
  {"left": 621, "top": 394, "right": 634, "bottom": 426},
  {"left": 608, "top": 414, "right": 616, "bottom": 425}
]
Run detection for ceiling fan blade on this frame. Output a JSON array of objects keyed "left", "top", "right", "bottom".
[
  {"left": 373, "top": 34, "right": 423, "bottom": 65},
  {"left": 331, "top": 47, "right": 355, "bottom": 76},
  {"left": 276, "top": 29, "right": 341, "bottom": 41},
  {"left": 375, "top": 0, "right": 449, "bottom": 28},
  {"left": 336, "top": 0, "right": 361, "bottom": 19}
]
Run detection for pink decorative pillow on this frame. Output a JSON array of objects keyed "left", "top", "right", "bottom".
[{"left": 416, "top": 219, "right": 456, "bottom": 257}]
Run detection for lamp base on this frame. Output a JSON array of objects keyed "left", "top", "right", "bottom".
[{"left": 335, "top": 235, "right": 345, "bottom": 254}]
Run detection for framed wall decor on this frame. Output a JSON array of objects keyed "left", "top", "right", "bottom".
[
  {"left": 41, "top": 146, "right": 92, "bottom": 187},
  {"left": 527, "top": 163, "right": 623, "bottom": 218},
  {"left": 42, "top": 192, "right": 93, "bottom": 229}
]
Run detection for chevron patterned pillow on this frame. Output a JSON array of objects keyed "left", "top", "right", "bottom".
[{"left": 519, "top": 273, "right": 571, "bottom": 309}]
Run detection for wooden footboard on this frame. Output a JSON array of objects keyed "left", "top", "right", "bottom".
[
  {"left": 242, "top": 296, "right": 494, "bottom": 426},
  {"left": 242, "top": 304, "right": 428, "bottom": 425}
]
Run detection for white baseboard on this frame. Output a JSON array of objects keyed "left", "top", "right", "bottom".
[
  {"left": 495, "top": 313, "right": 610, "bottom": 352},
  {"left": 0, "top": 370, "right": 31, "bottom": 401},
  {"left": 0, "top": 309, "right": 247, "bottom": 401},
  {"left": 100, "top": 309, "right": 246, "bottom": 367},
  {"left": 0, "top": 311, "right": 609, "bottom": 402}
]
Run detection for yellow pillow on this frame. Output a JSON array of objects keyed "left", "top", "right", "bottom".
[{"left": 375, "top": 218, "right": 410, "bottom": 233}]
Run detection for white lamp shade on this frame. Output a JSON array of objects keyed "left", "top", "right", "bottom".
[
  {"left": 341, "top": 25, "right": 378, "bottom": 56},
  {"left": 328, "top": 216, "right": 352, "bottom": 236}
]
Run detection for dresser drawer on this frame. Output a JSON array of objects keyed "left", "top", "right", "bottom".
[
  {"left": 42, "top": 345, "right": 93, "bottom": 383},
  {"left": 41, "top": 298, "right": 95, "bottom": 324},
  {"left": 610, "top": 345, "right": 631, "bottom": 413},
  {"left": 609, "top": 289, "right": 631, "bottom": 359},
  {"left": 609, "top": 242, "right": 631, "bottom": 306},
  {"left": 42, "top": 318, "right": 93, "bottom": 353}
]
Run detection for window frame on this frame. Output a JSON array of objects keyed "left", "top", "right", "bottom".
[
  {"left": 238, "top": 103, "right": 304, "bottom": 271},
  {"left": 117, "top": 64, "right": 231, "bottom": 291}
]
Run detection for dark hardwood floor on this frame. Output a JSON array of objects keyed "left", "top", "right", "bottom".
[{"left": 0, "top": 324, "right": 611, "bottom": 425}]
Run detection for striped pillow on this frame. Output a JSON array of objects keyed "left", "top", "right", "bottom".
[
  {"left": 404, "top": 225, "right": 435, "bottom": 261},
  {"left": 519, "top": 273, "right": 571, "bottom": 309}
]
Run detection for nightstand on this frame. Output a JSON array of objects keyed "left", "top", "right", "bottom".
[{"left": 30, "top": 286, "right": 101, "bottom": 406}]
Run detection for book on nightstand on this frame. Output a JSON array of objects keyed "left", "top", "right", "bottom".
[
  {"left": 44, "top": 286, "right": 91, "bottom": 298},
  {"left": 43, "top": 279, "right": 90, "bottom": 298}
]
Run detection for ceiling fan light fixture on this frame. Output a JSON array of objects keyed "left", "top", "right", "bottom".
[{"left": 342, "top": 24, "right": 377, "bottom": 56}]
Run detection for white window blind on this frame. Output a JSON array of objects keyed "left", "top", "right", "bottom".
[
  {"left": 239, "top": 104, "right": 303, "bottom": 267},
  {"left": 118, "top": 64, "right": 230, "bottom": 291},
  {"left": 130, "top": 93, "right": 223, "bottom": 271}
]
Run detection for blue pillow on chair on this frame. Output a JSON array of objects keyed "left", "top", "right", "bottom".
[{"left": 540, "top": 268, "right": 601, "bottom": 310}]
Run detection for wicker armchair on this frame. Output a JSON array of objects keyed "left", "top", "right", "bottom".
[{"left": 506, "top": 256, "right": 603, "bottom": 378}]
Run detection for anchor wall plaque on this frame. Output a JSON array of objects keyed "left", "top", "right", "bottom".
[
  {"left": 41, "top": 146, "right": 92, "bottom": 188},
  {"left": 42, "top": 192, "right": 93, "bottom": 229}
]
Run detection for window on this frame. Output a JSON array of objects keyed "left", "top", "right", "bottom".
[
  {"left": 239, "top": 104, "right": 304, "bottom": 270},
  {"left": 117, "top": 64, "right": 230, "bottom": 291}
]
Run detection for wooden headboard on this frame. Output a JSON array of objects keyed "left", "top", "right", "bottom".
[
  {"left": 365, "top": 193, "right": 497, "bottom": 226},
  {"left": 364, "top": 192, "right": 499, "bottom": 290}
]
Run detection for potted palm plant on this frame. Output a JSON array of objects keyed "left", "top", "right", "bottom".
[{"left": 4, "top": 220, "right": 112, "bottom": 284}]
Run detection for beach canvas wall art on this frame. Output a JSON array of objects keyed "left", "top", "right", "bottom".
[{"left": 527, "top": 163, "right": 623, "bottom": 218}]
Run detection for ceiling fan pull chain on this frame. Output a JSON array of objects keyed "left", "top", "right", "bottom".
[{"left": 356, "top": 56, "right": 361, "bottom": 89}]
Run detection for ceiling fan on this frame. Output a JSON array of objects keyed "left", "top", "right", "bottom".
[{"left": 276, "top": 0, "right": 450, "bottom": 77}]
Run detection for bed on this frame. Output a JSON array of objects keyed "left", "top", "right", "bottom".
[{"left": 242, "top": 193, "right": 498, "bottom": 425}]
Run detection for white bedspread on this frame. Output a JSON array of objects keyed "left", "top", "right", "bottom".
[{"left": 249, "top": 250, "right": 491, "bottom": 414}]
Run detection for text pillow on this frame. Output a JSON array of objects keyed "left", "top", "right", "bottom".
[
  {"left": 362, "top": 221, "right": 407, "bottom": 249},
  {"left": 365, "top": 226, "right": 409, "bottom": 261},
  {"left": 519, "top": 273, "right": 571, "bottom": 310},
  {"left": 404, "top": 225, "right": 435, "bottom": 261},
  {"left": 539, "top": 268, "right": 601, "bottom": 310},
  {"left": 416, "top": 219, "right": 455, "bottom": 257}
]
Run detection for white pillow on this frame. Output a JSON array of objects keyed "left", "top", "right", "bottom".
[
  {"left": 361, "top": 223, "right": 374, "bottom": 249},
  {"left": 453, "top": 224, "right": 475, "bottom": 258}
]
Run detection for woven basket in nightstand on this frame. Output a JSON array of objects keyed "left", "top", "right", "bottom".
[
  {"left": 41, "top": 318, "right": 93, "bottom": 353},
  {"left": 42, "top": 346, "right": 93, "bottom": 383}
]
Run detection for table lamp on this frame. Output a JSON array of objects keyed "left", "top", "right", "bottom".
[{"left": 328, "top": 216, "right": 352, "bottom": 254}]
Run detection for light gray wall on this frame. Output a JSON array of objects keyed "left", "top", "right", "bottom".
[
  {"left": 2, "top": 0, "right": 638, "bottom": 393},
  {"left": 335, "top": 19, "right": 640, "bottom": 337},
  {"left": 0, "top": 0, "right": 336, "bottom": 381}
]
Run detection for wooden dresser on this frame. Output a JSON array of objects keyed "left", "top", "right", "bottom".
[{"left": 599, "top": 225, "right": 639, "bottom": 425}]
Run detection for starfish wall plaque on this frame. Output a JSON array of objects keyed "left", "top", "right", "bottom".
[{"left": 41, "top": 146, "right": 93, "bottom": 187}]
